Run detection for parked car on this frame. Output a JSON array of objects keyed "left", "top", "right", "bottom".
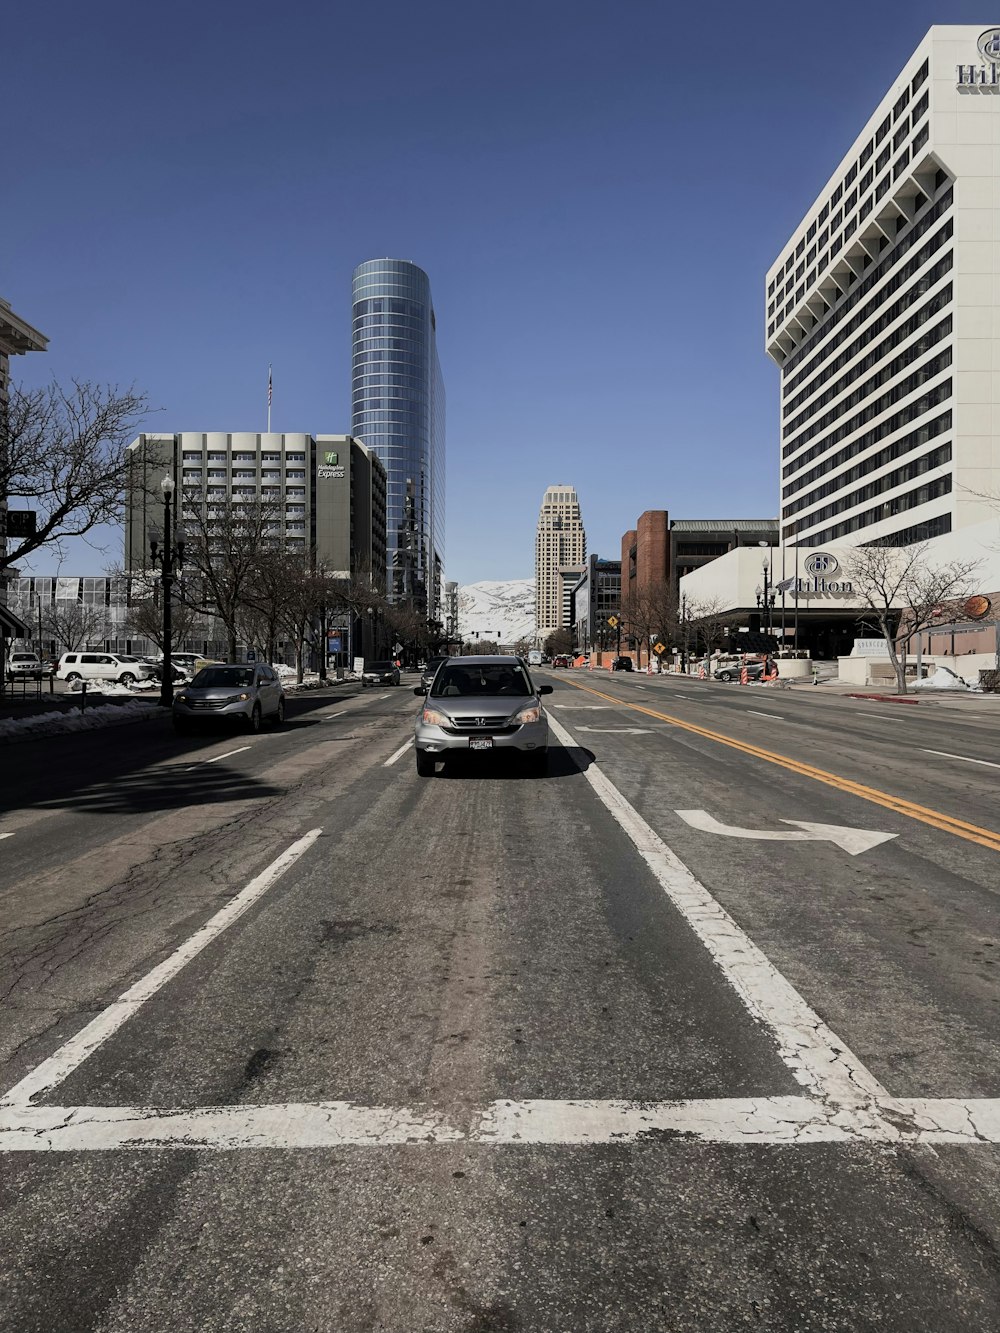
[
  {"left": 5, "top": 651, "right": 45, "bottom": 681},
  {"left": 413, "top": 654, "right": 553, "bottom": 776},
  {"left": 551, "top": 654, "right": 572, "bottom": 668},
  {"left": 362, "top": 661, "right": 401, "bottom": 687},
  {"left": 172, "top": 663, "right": 285, "bottom": 733},
  {"left": 145, "top": 659, "right": 187, "bottom": 684},
  {"left": 419, "top": 656, "right": 450, "bottom": 692},
  {"left": 714, "top": 658, "right": 777, "bottom": 683},
  {"left": 158, "top": 652, "right": 220, "bottom": 678},
  {"left": 611, "top": 656, "right": 634, "bottom": 672},
  {"left": 56, "top": 652, "right": 156, "bottom": 686}
]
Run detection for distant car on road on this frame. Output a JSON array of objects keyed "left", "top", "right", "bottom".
[
  {"left": 714, "top": 658, "right": 777, "bottom": 683},
  {"left": 551, "top": 654, "right": 572, "bottom": 668},
  {"left": 362, "top": 661, "right": 401, "bottom": 687},
  {"left": 5, "top": 651, "right": 45, "bottom": 681},
  {"left": 413, "top": 654, "right": 553, "bottom": 776},
  {"left": 419, "top": 656, "right": 450, "bottom": 693},
  {"left": 611, "top": 656, "right": 633, "bottom": 672},
  {"left": 172, "top": 663, "right": 285, "bottom": 733}
]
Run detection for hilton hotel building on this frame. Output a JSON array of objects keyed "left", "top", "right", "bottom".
[{"left": 767, "top": 25, "right": 1000, "bottom": 554}]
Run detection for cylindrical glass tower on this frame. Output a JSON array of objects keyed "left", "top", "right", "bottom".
[{"left": 351, "top": 259, "right": 445, "bottom": 617}]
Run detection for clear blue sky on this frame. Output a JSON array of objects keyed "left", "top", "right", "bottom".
[{"left": 5, "top": 1, "right": 989, "bottom": 583}]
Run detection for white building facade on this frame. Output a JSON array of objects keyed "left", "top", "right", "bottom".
[
  {"left": 534, "top": 485, "right": 586, "bottom": 640},
  {"left": 767, "top": 25, "right": 1000, "bottom": 553}
]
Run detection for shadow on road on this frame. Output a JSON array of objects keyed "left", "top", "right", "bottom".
[
  {"left": 0, "top": 689, "right": 355, "bottom": 815},
  {"left": 433, "top": 744, "right": 595, "bottom": 781},
  {"left": 30, "top": 761, "right": 282, "bottom": 816}
]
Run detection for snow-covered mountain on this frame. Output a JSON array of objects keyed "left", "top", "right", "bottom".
[{"left": 456, "top": 579, "right": 534, "bottom": 645}]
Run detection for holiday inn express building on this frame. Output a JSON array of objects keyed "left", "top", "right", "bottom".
[{"left": 681, "top": 25, "right": 1000, "bottom": 662}]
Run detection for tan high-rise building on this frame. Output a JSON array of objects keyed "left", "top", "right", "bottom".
[{"left": 534, "top": 485, "right": 586, "bottom": 640}]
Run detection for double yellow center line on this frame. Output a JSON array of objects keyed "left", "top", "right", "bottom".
[{"left": 562, "top": 678, "right": 1000, "bottom": 854}]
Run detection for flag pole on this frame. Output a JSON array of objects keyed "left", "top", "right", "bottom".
[{"left": 267, "top": 364, "right": 272, "bottom": 433}]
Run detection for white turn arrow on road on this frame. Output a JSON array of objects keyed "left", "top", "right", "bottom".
[{"left": 675, "top": 809, "right": 897, "bottom": 857}]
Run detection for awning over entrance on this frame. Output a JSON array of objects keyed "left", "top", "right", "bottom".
[{"left": 0, "top": 602, "right": 28, "bottom": 638}]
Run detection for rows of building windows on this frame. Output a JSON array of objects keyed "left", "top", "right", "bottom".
[
  {"left": 860, "top": 513, "right": 951, "bottom": 548},
  {"left": 782, "top": 346, "right": 952, "bottom": 457},
  {"left": 353, "top": 337, "right": 428, "bottom": 355},
  {"left": 788, "top": 472, "right": 950, "bottom": 546},
  {"left": 784, "top": 399, "right": 951, "bottom": 499},
  {"left": 781, "top": 201, "right": 953, "bottom": 391},
  {"left": 353, "top": 349, "right": 426, "bottom": 370},
  {"left": 783, "top": 423, "right": 951, "bottom": 519},
  {"left": 771, "top": 155, "right": 947, "bottom": 345},
  {"left": 782, "top": 291, "right": 952, "bottom": 420},
  {"left": 768, "top": 60, "right": 928, "bottom": 300},
  {"left": 352, "top": 297, "right": 425, "bottom": 319},
  {"left": 783, "top": 440, "right": 951, "bottom": 529}
]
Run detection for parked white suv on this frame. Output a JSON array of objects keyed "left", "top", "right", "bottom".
[{"left": 56, "top": 652, "right": 156, "bottom": 686}]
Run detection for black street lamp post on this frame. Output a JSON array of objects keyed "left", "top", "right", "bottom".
[
  {"left": 149, "top": 474, "right": 184, "bottom": 707},
  {"left": 755, "top": 557, "right": 777, "bottom": 635}
]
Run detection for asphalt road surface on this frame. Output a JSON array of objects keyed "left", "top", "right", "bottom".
[{"left": 1, "top": 670, "right": 1000, "bottom": 1331}]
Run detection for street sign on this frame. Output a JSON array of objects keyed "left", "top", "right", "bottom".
[
  {"left": 653, "top": 642, "right": 666, "bottom": 655},
  {"left": 393, "top": 641, "right": 404, "bottom": 653},
  {"left": 246, "top": 649, "right": 256, "bottom": 663},
  {"left": 5, "top": 511, "right": 36, "bottom": 538},
  {"left": 607, "top": 616, "right": 619, "bottom": 628}
]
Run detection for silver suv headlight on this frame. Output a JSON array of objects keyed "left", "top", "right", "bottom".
[{"left": 510, "top": 702, "right": 542, "bottom": 725}]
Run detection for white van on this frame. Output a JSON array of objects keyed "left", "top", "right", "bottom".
[
  {"left": 527, "top": 650, "right": 543, "bottom": 667},
  {"left": 56, "top": 652, "right": 155, "bottom": 686}
]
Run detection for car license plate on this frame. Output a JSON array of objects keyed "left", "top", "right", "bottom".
[{"left": 469, "top": 736, "right": 493, "bottom": 751}]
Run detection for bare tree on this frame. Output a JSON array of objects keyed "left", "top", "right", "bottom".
[
  {"left": 123, "top": 584, "right": 206, "bottom": 653},
  {"left": 42, "top": 601, "right": 110, "bottom": 653},
  {"left": 688, "top": 597, "right": 740, "bottom": 657},
  {"left": 846, "top": 542, "right": 980, "bottom": 693},
  {"left": 1, "top": 380, "right": 149, "bottom": 574},
  {"left": 543, "top": 628, "right": 573, "bottom": 657},
  {"left": 174, "top": 490, "right": 284, "bottom": 660},
  {"left": 268, "top": 560, "right": 336, "bottom": 683}
]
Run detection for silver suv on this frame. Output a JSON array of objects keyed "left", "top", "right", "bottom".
[
  {"left": 172, "top": 663, "right": 285, "bottom": 734},
  {"left": 413, "top": 655, "right": 553, "bottom": 776}
]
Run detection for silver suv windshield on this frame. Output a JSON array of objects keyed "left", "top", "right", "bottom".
[{"left": 431, "top": 663, "right": 532, "bottom": 698}]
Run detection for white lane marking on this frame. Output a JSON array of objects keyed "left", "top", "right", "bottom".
[
  {"left": 324, "top": 711, "right": 347, "bottom": 720},
  {"left": 575, "top": 727, "right": 654, "bottom": 735},
  {"left": 0, "top": 833, "right": 13, "bottom": 842},
  {"left": 4, "top": 1096, "right": 1000, "bottom": 1150},
  {"left": 379, "top": 694, "right": 390, "bottom": 700},
  {"left": 747, "top": 710, "right": 783, "bottom": 721},
  {"left": 922, "top": 748, "right": 1000, "bottom": 771},
  {"left": 185, "top": 746, "right": 250, "bottom": 770},
  {"left": 1, "top": 829, "right": 323, "bottom": 1108},
  {"left": 550, "top": 705, "right": 613, "bottom": 710},
  {"left": 865, "top": 713, "right": 907, "bottom": 721},
  {"left": 384, "top": 738, "right": 414, "bottom": 767},
  {"left": 547, "top": 714, "right": 886, "bottom": 1104},
  {"left": 675, "top": 809, "right": 896, "bottom": 857}
]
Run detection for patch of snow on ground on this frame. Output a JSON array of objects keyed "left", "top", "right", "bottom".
[
  {"left": 910, "top": 668, "right": 978, "bottom": 691},
  {"left": 0, "top": 701, "right": 159, "bottom": 742}
]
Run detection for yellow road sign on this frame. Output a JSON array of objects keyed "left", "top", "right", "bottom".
[
  {"left": 653, "top": 642, "right": 666, "bottom": 655},
  {"left": 607, "top": 615, "right": 619, "bottom": 628}
]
